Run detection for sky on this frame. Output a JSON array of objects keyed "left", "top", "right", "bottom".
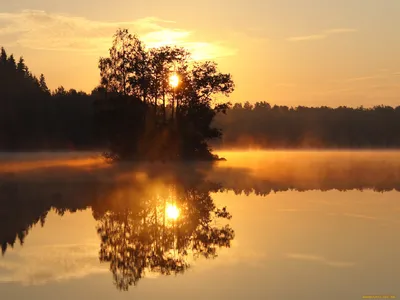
[{"left": 0, "top": 0, "right": 399, "bottom": 107}]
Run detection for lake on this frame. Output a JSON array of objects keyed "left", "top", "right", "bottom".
[{"left": 0, "top": 150, "right": 399, "bottom": 300}]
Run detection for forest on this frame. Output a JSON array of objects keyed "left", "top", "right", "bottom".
[
  {"left": 0, "top": 29, "right": 234, "bottom": 161},
  {"left": 0, "top": 47, "right": 97, "bottom": 150},
  {"left": 1, "top": 29, "right": 400, "bottom": 155},
  {"left": 214, "top": 102, "right": 400, "bottom": 148}
]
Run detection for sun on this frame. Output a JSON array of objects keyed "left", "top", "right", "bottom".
[
  {"left": 166, "top": 204, "right": 180, "bottom": 220},
  {"left": 169, "top": 73, "right": 179, "bottom": 88}
]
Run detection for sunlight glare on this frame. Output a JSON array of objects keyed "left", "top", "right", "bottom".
[
  {"left": 169, "top": 74, "right": 179, "bottom": 88},
  {"left": 166, "top": 204, "right": 180, "bottom": 220}
]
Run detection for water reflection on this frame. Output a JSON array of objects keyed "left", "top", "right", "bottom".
[
  {"left": 1, "top": 151, "right": 400, "bottom": 294},
  {"left": 0, "top": 166, "right": 234, "bottom": 290},
  {"left": 94, "top": 180, "right": 234, "bottom": 290},
  {"left": 213, "top": 151, "right": 400, "bottom": 194}
]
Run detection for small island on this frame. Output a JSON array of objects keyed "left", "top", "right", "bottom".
[{"left": 94, "top": 29, "right": 235, "bottom": 162}]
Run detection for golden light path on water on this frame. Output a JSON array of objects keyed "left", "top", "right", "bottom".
[
  {"left": 0, "top": 150, "right": 399, "bottom": 299},
  {"left": 0, "top": 152, "right": 107, "bottom": 173}
]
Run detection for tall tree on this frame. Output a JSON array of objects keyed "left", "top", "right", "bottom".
[
  {"left": 7, "top": 54, "right": 16, "bottom": 70},
  {"left": 17, "top": 57, "right": 26, "bottom": 73},
  {"left": 39, "top": 74, "right": 50, "bottom": 95},
  {"left": 96, "top": 29, "right": 234, "bottom": 161},
  {"left": 0, "top": 47, "right": 7, "bottom": 65},
  {"left": 99, "top": 29, "right": 149, "bottom": 99}
]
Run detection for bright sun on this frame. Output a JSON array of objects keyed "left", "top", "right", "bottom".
[
  {"left": 169, "top": 74, "right": 179, "bottom": 88},
  {"left": 166, "top": 204, "right": 180, "bottom": 220}
]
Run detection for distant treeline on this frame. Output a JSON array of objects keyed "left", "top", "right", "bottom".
[
  {"left": 214, "top": 101, "right": 400, "bottom": 148},
  {"left": 0, "top": 47, "right": 99, "bottom": 150},
  {"left": 1, "top": 34, "right": 233, "bottom": 160},
  {"left": 2, "top": 45, "right": 400, "bottom": 151}
]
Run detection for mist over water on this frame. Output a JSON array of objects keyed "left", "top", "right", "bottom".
[
  {"left": 215, "top": 150, "right": 400, "bottom": 191},
  {"left": 2, "top": 150, "right": 400, "bottom": 189},
  {"left": 0, "top": 150, "right": 399, "bottom": 300}
]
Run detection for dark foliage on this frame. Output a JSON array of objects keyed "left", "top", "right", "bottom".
[
  {"left": 0, "top": 29, "right": 234, "bottom": 161},
  {"left": 0, "top": 47, "right": 99, "bottom": 150},
  {"left": 2, "top": 41, "right": 400, "bottom": 153},
  {"left": 96, "top": 29, "right": 234, "bottom": 161},
  {"left": 215, "top": 101, "right": 400, "bottom": 148}
]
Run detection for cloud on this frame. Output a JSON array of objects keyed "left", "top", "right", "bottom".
[
  {"left": 0, "top": 243, "right": 107, "bottom": 285},
  {"left": 194, "top": 247, "right": 268, "bottom": 271},
  {"left": 287, "top": 28, "right": 357, "bottom": 42},
  {"left": 0, "top": 10, "right": 236, "bottom": 60},
  {"left": 286, "top": 34, "right": 326, "bottom": 42},
  {"left": 346, "top": 75, "right": 382, "bottom": 82},
  {"left": 368, "top": 84, "right": 400, "bottom": 91},
  {"left": 286, "top": 253, "right": 355, "bottom": 268},
  {"left": 141, "top": 30, "right": 237, "bottom": 60},
  {"left": 275, "top": 83, "right": 298, "bottom": 88},
  {"left": 311, "top": 87, "right": 356, "bottom": 97},
  {"left": 276, "top": 208, "right": 316, "bottom": 212},
  {"left": 343, "top": 213, "right": 377, "bottom": 220},
  {"left": 325, "top": 28, "right": 358, "bottom": 34}
]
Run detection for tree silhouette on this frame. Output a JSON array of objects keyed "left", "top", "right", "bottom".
[
  {"left": 94, "top": 178, "right": 234, "bottom": 290},
  {"left": 39, "top": 74, "right": 50, "bottom": 95},
  {"left": 214, "top": 101, "right": 400, "bottom": 149},
  {"left": 96, "top": 29, "right": 235, "bottom": 161},
  {"left": 0, "top": 46, "right": 103, "bottom": 150},
  {"left": 2, "top": 44, "right": 400, "bottom": 152}
]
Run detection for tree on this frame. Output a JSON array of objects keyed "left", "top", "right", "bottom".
[
  {"left": 215, "top": 102, "right": 400, "bottom": 149},
  {"left": 39, "top": 74, "right": 50, "bottom": 95},
  {"left": 53, "top": 86, "right": 67, "bottom": 97},
  {"left": 17, "top": 57, "right": 26, "bottom": 73},
  {"left": 0, "top": 47, "right": 7, "bottom": 65},
  {"left": 96, "top": 29, "right": 235, "bottom": 161},
  {"left": 148, "top": 46, "right": 190, "bottom": 121},
  {"left": 99, "top": 29, "right": 149, "bottom": 99},
  {"left": 7, "top": 54, "right": 16, "bottom": 70},
  {"left": 0, "top": 47, "right": 99, "bottom": 151}
]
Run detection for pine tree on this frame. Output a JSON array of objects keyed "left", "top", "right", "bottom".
[
  {"left": 17, "top": 57, "right": 26, "bottom": 74},
  {"left": 39, "top": 74, "right": 50, "bottom": 95},
  {"left": 7, "top": 54, "right": 16, "bottom": 70},
  {"left": 0, "top": 47, "right": 7, "bottom": 65}
]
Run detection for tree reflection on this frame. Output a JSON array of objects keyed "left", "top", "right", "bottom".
[
  {"left": 0, "top": 166, "right": 235, "bottom": 290},
  {"left": 94, "top": 180, "right": 234, "bottom": 290},
  {"left": 3, "top": 157, "right": 399, "bottom": 289}
]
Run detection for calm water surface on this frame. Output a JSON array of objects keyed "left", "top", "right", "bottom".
[{"left": 0, "top": 151, "right": 399, "bottom": 300}]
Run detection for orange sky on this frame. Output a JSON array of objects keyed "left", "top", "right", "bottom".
[{"left": 1, "top": 0, "right": 399, "bottom": 107}]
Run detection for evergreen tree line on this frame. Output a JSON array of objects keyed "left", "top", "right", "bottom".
[
  {"left": 214, "top": 101, "right": 400, "bottom": 148},
  {"left": 1, "top": 28, "right": 235, "bottom": 160},
  {"left": 0, "top": 47, "right": 98, "bottom": 150},
  {"left": 2, "top": 37, "right": 400, "bottom": 153}
]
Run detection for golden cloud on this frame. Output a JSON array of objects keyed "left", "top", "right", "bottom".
[
  {"left": 287, "top": 28, "right": 357, "bottom": 42},
  {"left": 0, "top": 243, "right": 107, "bottom": 285},
  {"left": 286, "top": 253, "right": 355, "bottom": 268},
  {"left": 0, "top": 10, "right": 237, "bottom": 60}
]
